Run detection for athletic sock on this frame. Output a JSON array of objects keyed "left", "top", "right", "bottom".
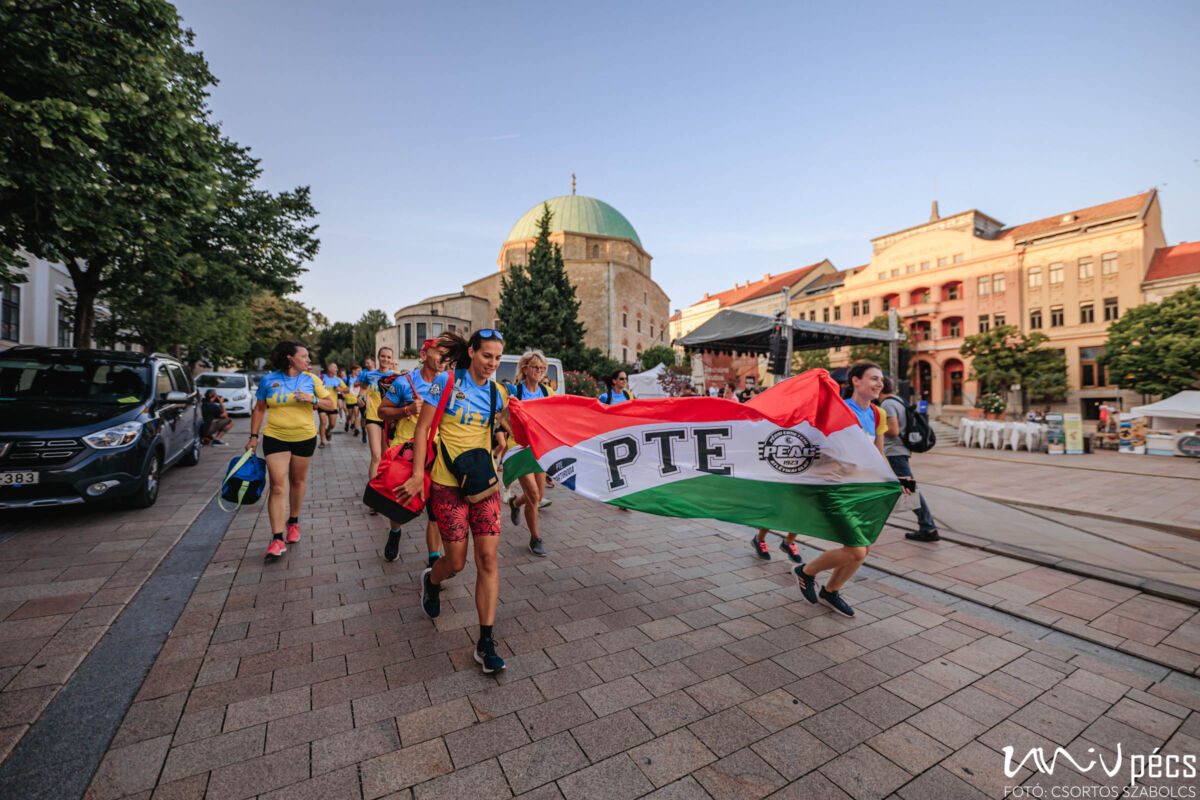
[
  {"left": 272, "top": 533, "right": 284, "bottom": 541},
  {"left": 287, "top": 516, "right": 298, "bottom": 526},
  {"left": 479, "top": 625, "right": 493, "bottom": 642},
  {"left": 429, "top": 551, "right": 441, "bottom": 559},
  {"left": 389, "top": 526, "right": 402, "bottom": 534}
]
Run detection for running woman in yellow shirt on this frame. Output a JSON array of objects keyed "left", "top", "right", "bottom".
[{"left": 246, "top": 341, "right": 335, "bottom": 560}]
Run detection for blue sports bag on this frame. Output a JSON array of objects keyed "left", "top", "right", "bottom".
[{"left": 219, "top": 450, "right": 266, "bottom": 511}]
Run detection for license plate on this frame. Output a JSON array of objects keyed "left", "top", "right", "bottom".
[{"left": 0, "top": 471, "right": 39, "bottom": 486}]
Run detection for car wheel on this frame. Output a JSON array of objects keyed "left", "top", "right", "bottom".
[
  {"left": 179, "top": 433, "right": 201, "bottom": 467},
  {"left": 128, "top": 451, "right": 162, "bottom": 508}
]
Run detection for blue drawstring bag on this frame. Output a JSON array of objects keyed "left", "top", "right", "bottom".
[{"left": 219, "top": 451, "right": 266, "bottom": 511}]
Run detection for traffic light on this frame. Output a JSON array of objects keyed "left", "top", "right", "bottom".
[{"left": 768, "top": 323, "right": 788, "bottom": 375}]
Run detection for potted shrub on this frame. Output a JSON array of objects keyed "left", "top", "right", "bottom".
[{"left": 979, "top": 392, "right": 1007, "bottom": 420}]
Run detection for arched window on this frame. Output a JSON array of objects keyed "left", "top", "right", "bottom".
[{"left": 592, "top": 245, "right": 599, "bottom": 258}]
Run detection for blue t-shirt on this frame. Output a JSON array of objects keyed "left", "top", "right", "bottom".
[
  {"left": 385, "top": 369, "right": 441, "bottom": 405},
  {"left": 506, "top": 381, "right": 552, "bottom": 401},
  {"left": 321, "top": 374, "right": 345, "bottom": 396},
  {"left": 599, "top": 389, "right": 632, "bottom": 405},
  {"left": 844, "top": 397, "right": 885, "bottom": 437}
]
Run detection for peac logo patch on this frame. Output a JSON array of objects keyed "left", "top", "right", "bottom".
[
  {"left": 758, "top": 429, "right": 820, "bottom": 474},
  {"left": 545, "top": 457, "right": 577, "bottom": 490},
  {"left": 271, "top": 382, "right": 280, "bottom": 388}
]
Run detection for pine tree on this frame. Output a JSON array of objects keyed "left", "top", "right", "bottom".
[{"left": 497, "top": 204, "right": 586, "bottom": 355}]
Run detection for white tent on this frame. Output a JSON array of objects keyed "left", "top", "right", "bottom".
[
  {"left": 628, "top": 362, "right": 670, "bottom": 398},
  {"left": 1129, "top": 391, "right": 1200, "bottom": 428}
]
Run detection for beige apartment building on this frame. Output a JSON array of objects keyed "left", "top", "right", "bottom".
[{"left": 675, "top": 189, "right": 1191, "bottom": 420}]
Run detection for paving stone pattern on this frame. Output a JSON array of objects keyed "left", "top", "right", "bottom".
[{"left": 5, "top": 423, "right": 1200, "bottom": 798}]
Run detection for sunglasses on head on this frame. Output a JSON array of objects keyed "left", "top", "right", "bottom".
[{"left": 477, "top": 329, "right": 504, "bottom": 341}]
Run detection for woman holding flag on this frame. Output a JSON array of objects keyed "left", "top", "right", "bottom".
[
  {"left": 504, "top": 350, "right": 553, "bottom": 557},
  {"left": 397, "top": 329, "right": 510, "bottom": 674}
]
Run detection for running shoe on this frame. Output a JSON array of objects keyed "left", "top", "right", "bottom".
[
  {"left": 751, "top": 536, "right": 771, "bottom": 560},
  {"left": 538, "top": 498, "right": 552, "bottom": 509},
  {"left": 344, "top": 420, "right": 349, "bottom": 432},
  {"left": 793, "top": 564, "right": 818, "bottom": 604},
  {"left": 474, "top": 637, "right": 506, "bottom": 673},
  {"left": 546, "top": 478, "right": 555, "bottom": 488},
  {"left": 509, "top": 496, "right": 520, "bottom": 526},
  {"left": 360, "top": 429, "right": 366, "bottom": 443},
  {"left": 286, "top": 523, "right": 301, "bottom": 544},
  {"left": 420, "top": 568, "right": 441, "bottom": 618},
  {"left": 265, "top": 538, "right": 287, "bottom": 559},
  {"left": 905, "top": 530, "right": 941, "bottom": 542},
  {"left": 779, "top": 541, "right": 803, "bottom": 563},
  {"left": 383, "top": 529, "right": 401, "bottom": 562},
  {"left": 819, "top": 587, "right": 855, "bottom": 617},
  {"left": 211, "top": 439, "right": 230, "bottom": 447},
  {"left": 529, "top": 537, "right": 547, "bottom": 557}
]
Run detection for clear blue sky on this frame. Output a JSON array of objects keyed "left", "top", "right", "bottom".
[{"left": 175, "top": 0, "right": 1200, "bottom": 326}]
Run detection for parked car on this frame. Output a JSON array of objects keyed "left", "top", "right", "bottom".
[
  {"left": 238, "top": 369, "right": 268, "bottom": 395},
  {"left": 195, "top": 371, "right": 253, "bottom": 416},
  {"left": 0, "top": 346, "right": 203, "bottom": 509}
]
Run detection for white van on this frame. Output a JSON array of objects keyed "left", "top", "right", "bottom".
[{"left": 495, "top": 354, "right": 564, "bottom": 393}]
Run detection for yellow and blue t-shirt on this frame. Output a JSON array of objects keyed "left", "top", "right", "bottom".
[
  {"left": 844, "top": 397, "right": 887, "bottom": 438},
  {"left": 346, "top": 372, "right": 360, "bottom": 403},
  {"left": 506, "top": 381, "right": 554, "bottom": 401},
  {"left": 429, "top": 371, "right": 509, "bottom": 488},
  {"left": 255, "top": 370, "right": 331, "bottom": 442},
  {"left": 320, "top": 374, "right": 346, "bottom": 406},
  {"left": 384, "top": 369, "right": 444, "bottom": 446},
  {"left": 356, "top": 369, "right": 397, "bottom": 422}
]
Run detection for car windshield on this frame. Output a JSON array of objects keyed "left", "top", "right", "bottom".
[
  {"left": 196, "top": 374, "right": 246, "bottom": 389},
  {"left": 0, "top": 357, "right": 149, "bottom": 404}
]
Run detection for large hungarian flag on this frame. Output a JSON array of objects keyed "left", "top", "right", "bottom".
[{"left": 506, "top": 369, "right": 901, "bottom": 547}]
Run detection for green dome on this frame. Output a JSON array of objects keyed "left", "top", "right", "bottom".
[{"left": 505, "top": 195, "right": 642, "bottom": 248}]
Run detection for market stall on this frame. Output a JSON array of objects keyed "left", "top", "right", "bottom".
[{"left": 1126, "top": 391, "right": 1200, "bottom": 457}]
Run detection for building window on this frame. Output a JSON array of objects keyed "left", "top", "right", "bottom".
[
  {"left": 953, "top": 253, "right": 964, "bottom": 263},
  {"left": 861, "top": 298, "right": 870, "bottom": 315},
  {"left": 1050, "top": 305, "right": 1064, "bottom": 327},
  {"left": 994, "top": 313, "right": 1006, "bottom": 327},
  {"left": 944, "top": 319, "right": 961, "bottom": 337},
  {"left": 1028, "top": 268, "right": 1042, "bottom": 288},
  {"left": 57, "top": 300, "right": 72, "bottom": 347},
  {"left": 920, "top": 261, "right": 930, "bottom": 271},
  {"left": 1, "top": 283, "right": 18, "bottom": 342},
  {"left": 906, "top": 264, "right": 915, "bottom": 273},
  {"left": 833, "top": 305, "right": 841, "bottom": 321},
  {"left": 822, "top": 307, "right": 829, "bottom": 323},
  {"left": 636, "top": 319, "right": 641, "bottom": 333},
  {"left": 890, "top": 269, "right": 899, "bottom": 277},
  {"left": 878, "top": 272, "right": 886, "bottom": 281},
  {"left": 1078, "top": 257, "right": 1094, "bottom": 279},
  {"left": 978, "top": 315, "right": 990, "bottom": 333},
  {"left": 977, "top": 276, "right": 990, "bottom": 296},
  {"left": 416, "top": 322, "right": 427, "bottom": 342},
  {"left": 447, "top": 324, "right": 456, "bottom": 333},
  {"left": 643, "top": 291, "right": 648, "bottom": 304},
  {"left": 852, "top": 301, "right": 859, "bottom": 316},
  {"left": 622, "top": 347, "right": 628, "bottom": 362},
  {"left": 937, "top": 257, "right": 948, "bottom": 267},
  {"left": 917, "top": 322, "right": 931, "bottom": 341},
  {"left": 1101, "top": 252, "right": 1119, "bottom": 275},
  {"left": 1080, "top": 346, "right": 1107, "bottom": 387},
  {"left": 944, "top": 283, "right": 960, "bottom": 301},
  {"left": 403, "top": 323, "right": 412, "bottom": 350},
  {"left": 1080, "top": 303, "right": 1094, "bottom": 324},
  {"left": 992, "top": 273, "right": 1006, "bottom": 293},
  {"left": 808, "top": 310, "right": 816, "bottom": 321},
  {"left": 592, "top": 245, "right": 599, "bottom": 258},
  {"left": 1030, "top": 309, "right": 1043, "bottom": 329},
  {"left": 431, "top": 322, "right": 443, "bottom": 335},
  {"left": 1103, "top": 297, "right": 1119, "bottom": 321},
  {"left": 649, "top": 325, "right": 654, "bottom": 338},
  {"left": 622, "top": 312, "right": 628, "bottom": 328},
  {"left": 1049, "top": 262, "right": 1064, "bottom": 284}
]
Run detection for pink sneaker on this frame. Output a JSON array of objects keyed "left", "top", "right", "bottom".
[
  {"left": 265, "top": 538, "right": 287, "bottom": 559},
  {"left": 286, "top": 523, "right": 300, "bottom": 544}
]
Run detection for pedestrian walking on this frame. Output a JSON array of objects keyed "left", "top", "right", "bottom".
[
  {"left": 791, "top": 361, "right": 906, "bottom": 617},
  {"left": 397, "top": 329, "right": 510, "bottom": 674},
  {"left": 358, "top": 348, "right": 398, "bottom": 512},
  {"left": 378, "top": 339, "right": 446, "bottom": 567},
  {"left": 505, "top": 350, "right": 554, "bottom": 557},
  {"left": 345, "top": 364, "right": 362, "bottom": 435},
  {"left": 880, "top": 377, "right": 940, "bottom": 542},
  {"left": 246, "top": 341, "right": 335, "bottom": 560},
  {"left": 318, "top": 362, "right": 346, "bottom": 448}
]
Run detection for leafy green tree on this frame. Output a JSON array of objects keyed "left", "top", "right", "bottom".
[
  {"left": 497, "top": 204, "right": 586, "bottom": 355},
  {"left": 354, "top": 309, "right": 390, "bottom": 361},
  {"left": 960, "top": 324, "right": 1067, "bottom": 410},
  {"left": 794, "top": 348, "right": 831, "bottom": 373},
  {"left": 638, "top": 345, "right": 677, "bottom": 371},
  {"left": 1098, "top": 286, "right": 1200, "bottom": 396},
  {"left": 241, "top": 292, "right": 322, "bottom": 368},
  {"left": 849, "top": 314, "right": 913, "bottom": 369},
  {"left": 317, "top": 322, "right": 355, "bottom": 365}
]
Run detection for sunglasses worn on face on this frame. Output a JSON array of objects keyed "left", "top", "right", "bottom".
[{"left": 478, "top": 329, "right": 504, "bottom": 341}]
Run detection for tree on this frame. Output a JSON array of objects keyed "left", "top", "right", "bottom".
[
  {"left": 639, "top": 345, "right": 677, "bottom": 371},
  {"left": 496, "top": 204, "right": 586, "bottom": 355},
  {"left": 960, "top": 324, "right": 1067, "bottom": 410},
  {"left": 241, "top": 292, "right": 323, "bottom": 368},
  {"left": 354, "top": 309, "right": 390, "bottom": 362},
  {"left": 0, "top": 1, "right": 317, "bottom": 345},
  {"left": 1098, "top": 286, "right": 1200, "bottom": 396},
  {"left": 849, "top": 314, "right": 913, "bottom": 370},
  {"left": 657, "top": 365, "right": 694, "bottom": 396},
  {"left": 794, "top": 348, "right": 831, "bottom": 373},
  {"left": 317, "top": 322, "right": 355, "bottom": 365}
]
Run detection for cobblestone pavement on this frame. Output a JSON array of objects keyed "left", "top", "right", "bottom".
[{"left": 3, "top": 421, "right": 1200, "bottom": 798}]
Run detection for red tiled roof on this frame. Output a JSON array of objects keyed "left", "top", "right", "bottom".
[
  {"left": 999, "top": 192, "right": 1150, "bottom": 242},
  {"left": 687, "top": 261, "right": 826, "bottom": 309},
  {"left": 1146, "top": 241, "right": 1200, "bottom": 283}
]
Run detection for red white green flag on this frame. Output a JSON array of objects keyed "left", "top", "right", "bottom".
[{"left": 506, "top": 369, "right": 901, "bottom": 547}]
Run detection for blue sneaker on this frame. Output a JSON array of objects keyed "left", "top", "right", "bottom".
[
  {"left": 420, "top": 568, "right": 441, "bottom": 618},
  {"left": 475, "top": 637, "right": 506, "bottom": 673},
  {"left": 819, "top": 586, "right": 855, "bottom": 617},
  {"left": 794, "top": 564, "right": 818, "bottom": 604},
  {"left": 779, "top": 541, "right": 803, "bottom": 564},
  {"left": 751, "top": 536, "right": 771, "bottom": 560}
]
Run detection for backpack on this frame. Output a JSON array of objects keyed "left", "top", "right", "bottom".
[
  {"left": 888, "top": 395, "right": 937, "bottom": 453},
  {"left": 219, "top": 451, "right": 266, "bottom": 512}
]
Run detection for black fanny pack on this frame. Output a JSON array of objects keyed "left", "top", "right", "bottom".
[{"left": 440, "top": 374, "right": 500, "bottom": 503}]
